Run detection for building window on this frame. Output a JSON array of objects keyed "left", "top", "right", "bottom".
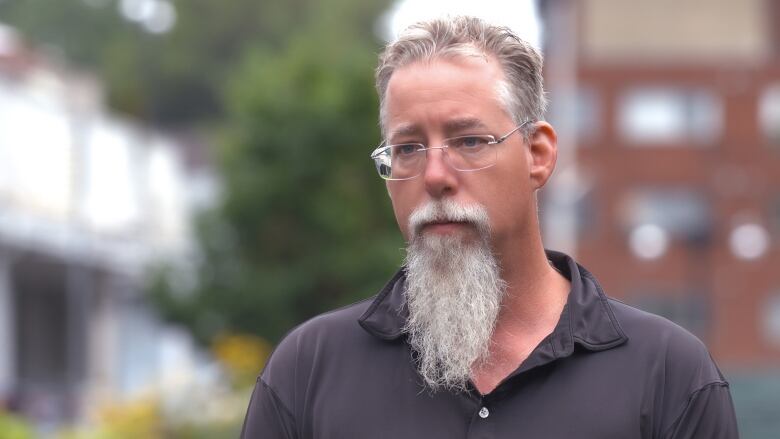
[
  {"left": 729, "top": 222, "right": 770, "bottom": 261},
  {"left": 574, "top": 88, "right": 601, "bottom": 140},
  {"left": 547, "top": 86, "right": 601, "bottom": 141},
  {"left": 618, "top": 87, "right": 722, "bottom": 145},
  {"left": 759, "top": 83, "right": 780, "bottom": 145},
  {"left": 763, "top": 292, "right": 780, "bottom": 348},
  {"left": 629, "top": 292, "right": 708, "bottom": 337},
  {"left": 770, "top": 198, "right": 780, "bottom": 236},
  {"left": 620, "top": 189, "right": 712, "bottom": 259}
]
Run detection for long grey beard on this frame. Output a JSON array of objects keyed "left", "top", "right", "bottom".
[{"left": 403, "top": 200, "right": 506, "bottom": 392}]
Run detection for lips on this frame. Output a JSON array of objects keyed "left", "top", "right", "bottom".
[
  {"left": 421, "top": 220, "right": 472, "bottom": 234},
  {"left": 426, "top": 220, "right": 468, "bottom": 226}
]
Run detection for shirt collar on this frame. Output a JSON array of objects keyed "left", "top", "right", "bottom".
[
  {"left": 358, "top": 250, "right": 628, "bottom": 357},
  {"left": 357, "top": 268, "right": 408, "bottom": 340}
]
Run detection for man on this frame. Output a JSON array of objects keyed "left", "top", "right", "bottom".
[{"left": 241, "top": 16, "right": 738, "bottom": 438}]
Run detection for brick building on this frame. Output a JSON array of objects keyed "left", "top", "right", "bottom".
[{"left": 539, "top": 1, "right": 780, "bottom": 435}]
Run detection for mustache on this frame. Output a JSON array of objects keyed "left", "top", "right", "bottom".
[{"left": 408, "top": 200, "right": 491, "bottom": 238}]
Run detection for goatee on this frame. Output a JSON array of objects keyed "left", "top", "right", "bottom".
[{"left": 403, "top": 199, "right": 505, "bottom": 392}]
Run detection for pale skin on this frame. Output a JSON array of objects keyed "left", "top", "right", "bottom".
[{"left": 383, "top": 55, "right": 571, "bottom": 395}]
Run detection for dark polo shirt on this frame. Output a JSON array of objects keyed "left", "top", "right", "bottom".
[{"left": 241, "top": 251, "right": 738, "bottom": 438}]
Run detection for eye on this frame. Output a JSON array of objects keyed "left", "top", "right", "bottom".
[
  {"left": 394, "top": 144, "right": 420, "bottom": 156},
  {"left": 450, "top": 136, "right": 488, "bottom": 149}
]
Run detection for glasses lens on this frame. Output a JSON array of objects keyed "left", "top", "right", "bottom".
[
  {"left": 445, "top": 135, "right": 496, "bottom": 171},
  {"left": 372, "top": 144, "right": 423, "bottom": 180},
  {"left": 371, "top": 136, "right": 498, "bottom": 179}
]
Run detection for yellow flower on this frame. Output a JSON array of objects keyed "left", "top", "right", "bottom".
[{"left": 212, "top": 333, "right": 272, "bottom": 387}]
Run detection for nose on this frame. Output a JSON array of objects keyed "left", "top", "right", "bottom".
[{"left": 422, "top": 147, "right": 459, "bottom": 199}]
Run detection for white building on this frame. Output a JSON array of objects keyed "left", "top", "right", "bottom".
[{"left": 0, "top": 23, "right": 218, "bottom": 429}]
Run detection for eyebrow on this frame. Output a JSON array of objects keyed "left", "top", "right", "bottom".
[
  {"left": 442, "top": 117, "right": 488, "bottom": 133},
  {"left": 388, "top": 123, "right": 422, "bottom": 140},
  {"left": 388, "top": 117, "right": 489, "bottom": 141}
]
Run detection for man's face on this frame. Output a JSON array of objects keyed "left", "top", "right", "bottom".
[{"left": 383, "top": 56, "right": 539, "bottom": 250}]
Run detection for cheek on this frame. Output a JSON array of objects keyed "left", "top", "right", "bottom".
[
  {"left": 486, "top": 196, "right": 528, "bottom": 241},
  {"left": 387, "top": 184, "right": 413, "bottom": 239},
  {"left": 393, "top": 205, "right": 412, "bottom": 240},
  {"left": 482, "top": 171, "right": 533, "bottom": 233}
]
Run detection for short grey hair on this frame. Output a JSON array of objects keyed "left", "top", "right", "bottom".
[{"left": 376, "top": 16, "right": 547, "bottom": 138}]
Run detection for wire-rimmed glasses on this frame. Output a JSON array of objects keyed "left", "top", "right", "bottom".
[{"left": 369, "top": 120, "right": 534, "bottom": 181}]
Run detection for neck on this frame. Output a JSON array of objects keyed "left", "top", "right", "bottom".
[
  {"left": 496, "top": 231, "right": 569, "bottom": 325},
  {"left": 471, "top": 224, "right": 570, "bottom": 394}
]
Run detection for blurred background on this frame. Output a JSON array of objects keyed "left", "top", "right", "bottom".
[{"left": 0, "top": 0, "right": 777, "bottom": 437}]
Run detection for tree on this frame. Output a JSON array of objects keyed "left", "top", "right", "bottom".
[
  {"left": 151, "top": 1, "right": 402, "bottom": 343},
  {"left": 0, "top": 0, "right": 381, "bottom": 127}
]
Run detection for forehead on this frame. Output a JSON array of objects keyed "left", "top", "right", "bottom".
[{"left": 383, "top": 56, "right": 509, "bottom": 138}]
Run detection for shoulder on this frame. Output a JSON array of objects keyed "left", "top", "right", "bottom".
[
  {"left": 606, "top": 297, "right": 727, "bottom": 392},
  {"left": 605, "top": 299, "right": 735, "bottom": 435},
  {"left": 244, "top": 296, "right": 382, "bottom": 434},
  {"left": 260, "top": 295, "right": 377, "bottom": 385},
  {"left": 608, "top": 298, "right": 698, "bottom": 342},
  {"left": 284, "top": 295, "right": 376, "bottom": 344}
]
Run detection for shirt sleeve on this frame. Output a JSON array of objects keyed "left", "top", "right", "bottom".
[
  {"left": 663, "top": 382, "right": 739, "bottom": 439},
  {"left": 240, "top": 378, "right": 298, "bottom": 439}
]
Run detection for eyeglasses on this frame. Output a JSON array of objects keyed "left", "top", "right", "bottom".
[{"left": 369, "top": 120, "right": 534, "bottom": 181}]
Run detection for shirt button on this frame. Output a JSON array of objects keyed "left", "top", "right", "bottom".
[{"left": 478, "top": 407, "right": 489, "bottom": 419}]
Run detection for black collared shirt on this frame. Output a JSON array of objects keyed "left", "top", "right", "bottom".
[{"left": 241, "top": 251, "right": 738, "bottom": 438}]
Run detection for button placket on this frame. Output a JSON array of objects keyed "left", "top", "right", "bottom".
[{"left": 466, "top": 398, "right": 495, "bottom": 438}]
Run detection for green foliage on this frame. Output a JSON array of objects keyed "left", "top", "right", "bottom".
[
  {"left": 0, "top": 411, "right": 34, "bottom": 439},
  {"left": 55, "top": 393, "right": 247, "bottom": 439},
  {"left": 164, "top": 37, "right": 400, "bottom": 343},
  {"left": 2, "top": 0, "right": 402, "bottom": 343},
  {"left": 0, "top": 0, "right": 382, "bottom": 127},
  {"left": 147, "top": 1, "right": 402, "bottom": 343},
  {"left": 215, "top": 38, "right": 401, "bottom": 341}
]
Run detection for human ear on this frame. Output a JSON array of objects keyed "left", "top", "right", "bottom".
[{"left": 526, "top": 121, "right": 558, "bottom": 189}]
